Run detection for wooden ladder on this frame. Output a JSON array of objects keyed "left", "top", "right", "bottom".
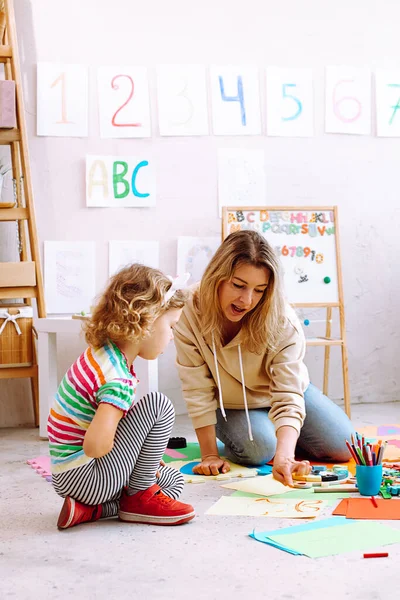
[{"left": 0, "top": 0, "right": 46, "bottom": 426}]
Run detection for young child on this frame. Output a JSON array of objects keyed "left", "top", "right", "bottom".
[{"left": 48, "top": 264, "right": 195, "bottom": 529}]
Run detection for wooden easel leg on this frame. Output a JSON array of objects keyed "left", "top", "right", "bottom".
[
  {"left": 341, "top": 343, "right": 351, "bottom": 419},
  {"left": 323, "top": 307, "right": 332, "bottom": 396}
]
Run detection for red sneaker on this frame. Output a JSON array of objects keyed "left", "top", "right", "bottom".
[
  {"left": 57, "top": 497, "right": 102, "bottom": 530},
  {"left": 118, "top": 484, "right": 195, "bottom": 526}
]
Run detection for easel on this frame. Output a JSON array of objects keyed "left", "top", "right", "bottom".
[
  {"left": 221, "top": 206, "right": 351, "bottom": 418},
  {"left": 0, "top": 0, "right": 46, "bottom": 425}
]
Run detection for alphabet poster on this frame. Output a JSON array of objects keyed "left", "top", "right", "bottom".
[
  {"left": 222, "top": 208, "right": 339, "bottom": 304},
  {"left": 86, "top": 155, "right": 156, "bottom": 207}
]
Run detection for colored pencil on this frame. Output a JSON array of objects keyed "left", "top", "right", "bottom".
[
  {"left": 345, "top": 440, "right": 359, "bottom": 463},
  {"left": 356, "top": 446, "right": 366, "bottom": 466}
]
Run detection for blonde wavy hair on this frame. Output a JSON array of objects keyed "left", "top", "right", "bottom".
[
  {"left": 195, "top": 230, "right": 286, "bottom": 353},
  {"left": 84, "top": 263, "right": 187, "bottom": 349}
]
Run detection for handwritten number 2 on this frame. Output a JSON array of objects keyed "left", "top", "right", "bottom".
[{"left": 111, "top": 74, "right": 141, "bottom": 127}]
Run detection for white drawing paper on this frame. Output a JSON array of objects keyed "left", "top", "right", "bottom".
[
  {"left": 325, "top": 66, "right": 371, "bottom": 135},
  {"left": 37, "top": 63, "right": 88, "bottom": 137},
  {"left": 109, "top": 241, "right": 159, "bottom": 277},
  {"left": 266, "top": 67, "right": 314, "bottom": 137},
  {"left": 210, "top": 65, "right": 262, "bottom": 135},
  {"left": 44, "top": 241, "right": 96, "bottom": 314},
  {"left": 177, "top": 236, "right": 221, "bottom": 285},
  {"left": 218, "top": 148, "right": 266, "bottom": 216},
  {"left": 86, "top": 155, "right": 156, "bottom": 208},
  {"left": 157, "top": 65, "right": 209, "bottom": 136},
  {"left": 97, "top": 66, "right": 151, "bottom": 138},
  {"left": 375, "top": 69, "right": 400, "bottom": 137}
]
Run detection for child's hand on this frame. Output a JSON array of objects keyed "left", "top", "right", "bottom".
[
  {"left": 193, "top": 455, "right": 230, "bottom": 476},
  {"left": 156, "top": 459, "right": 166, "bottom": 478},
  {"left": 272, "top": 455, "right": 311, "bottom": 487}
]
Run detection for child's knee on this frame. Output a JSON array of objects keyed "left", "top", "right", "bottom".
[{"left": 157, "top": 392, "right": 175, "bottom": 417}]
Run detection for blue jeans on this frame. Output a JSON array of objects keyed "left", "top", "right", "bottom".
[{"left": 216, "top": 383, "right": 354, "bottom": 465}]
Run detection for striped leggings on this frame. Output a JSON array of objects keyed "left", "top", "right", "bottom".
[{"left": 52, "top": 392, "right": 184, "bottom": 518}]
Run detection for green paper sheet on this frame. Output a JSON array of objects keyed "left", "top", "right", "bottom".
[{"left": 267, "top": 521, "right": 400, "bottom": 558}]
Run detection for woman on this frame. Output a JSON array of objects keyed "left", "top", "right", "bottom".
[{"left": 174, "top": 230, "right": 354, "bottom": 486}]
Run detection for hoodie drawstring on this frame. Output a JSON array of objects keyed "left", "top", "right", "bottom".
[
  {"left": 211, "top": 333, "right": 254, "bottom": 441},
  {"left": 237, "top": 344, "right": 254, "bottom": 442},
  {"left": 212, "top": 333, "right": 227, "bottom": 421}
]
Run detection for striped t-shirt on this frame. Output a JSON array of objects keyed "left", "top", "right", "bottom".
[{"left": 48, "top": 341, "right": 138, "bottom": 474}]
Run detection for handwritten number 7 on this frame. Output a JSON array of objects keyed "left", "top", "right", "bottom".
[
  {"left": 282, "top": 84, "right": 302, "bottom": 121},
  {"left": 388, "top": 84, "right": 400, "bottom": 125}
]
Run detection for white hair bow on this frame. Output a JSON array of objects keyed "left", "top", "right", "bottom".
[{"left": 164, "top": 273, "right": 190, "bottom": 304}]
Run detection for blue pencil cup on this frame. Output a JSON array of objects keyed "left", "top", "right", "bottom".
[{"left": 355, "top": 465, "right": 383, "bottom": 496}]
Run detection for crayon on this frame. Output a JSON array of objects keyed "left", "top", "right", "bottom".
[
  {"left": 313, "top": 485, "right": 358, "bottom": 493},
  {"left": 370, "top": 496, "right": 378, "bottom": 508},
  {"left": 363, "top": 553, "right": 388, "bottom": 559}
]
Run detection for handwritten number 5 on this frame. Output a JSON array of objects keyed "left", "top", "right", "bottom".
[{"left": 282, "top": 84, "right": 302, "bottom": 121}]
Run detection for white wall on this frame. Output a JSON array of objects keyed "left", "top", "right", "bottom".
[{"left": 1, "top": 0, "right": 400, "bottom": 426}]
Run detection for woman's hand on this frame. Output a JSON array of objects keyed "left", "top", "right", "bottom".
[
  {"left": 272, "top": 454, "right": 311, "bottom": 487},
  {"left": 193, "top": 455, "right": 230, "bottom": 476}
]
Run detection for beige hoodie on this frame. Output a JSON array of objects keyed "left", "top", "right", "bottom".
[{"left": 174, "top": 289, "right": 310, "bottom": 438}]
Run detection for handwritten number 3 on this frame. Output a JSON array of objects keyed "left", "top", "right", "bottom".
[{"left": 111, "top": 74, "right": 141, "bottom": 127}]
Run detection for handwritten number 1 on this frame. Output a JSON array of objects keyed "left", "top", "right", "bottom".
[{"left": 50, "top": 72, "right": 73, "bottom": 124}]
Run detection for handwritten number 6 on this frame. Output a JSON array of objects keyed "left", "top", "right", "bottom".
[
  {"left": 111, "top": 74, "right": 141, "bottom": 128},
  {"left": 333, "top": 79, "right": 362, "bottom": 123}
]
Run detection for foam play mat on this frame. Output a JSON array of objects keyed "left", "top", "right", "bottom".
[
  {"left": 357, "top": 424, "right": 400, "bottom": 461},
  {"left": 26, "top": 426, "right": 400, "bottom": 484}
]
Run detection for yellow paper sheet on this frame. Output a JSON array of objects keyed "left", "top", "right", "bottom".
[
  {"left": 206, "top": 495, "right": 326, "bottom": 518},
  {"left": 220, "top": 474, "right": 292, "bottom": 496}
]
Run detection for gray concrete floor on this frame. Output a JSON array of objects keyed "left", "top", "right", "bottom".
[{"left": 1, "top": 403, "right": 400, "bottom": 600}]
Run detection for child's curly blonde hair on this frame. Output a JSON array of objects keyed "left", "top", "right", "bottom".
[{"left": 84, "top": 263, "right": 187, "bottom": 349}]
